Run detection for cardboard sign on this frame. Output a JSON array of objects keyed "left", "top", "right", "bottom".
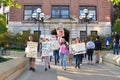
[
  {"left": 51, "top": 41, "right": 60, "bottom": 50},
  {"left": 25, "top": 42, "right": 38, "bottom": 58},
  {"left": 56, "top": 26, "right": 64, "bottom": 38},
  {"left": 71, "top": 43, "right": 86, "bottom": 55},
  {"left": 42, "top": 42, "right": 52, "bottom": 56}
]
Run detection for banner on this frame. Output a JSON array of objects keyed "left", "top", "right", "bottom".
[
  {"left": 56, "top": 26, "right": 64, "bottom": 38},
  {"left": 71, "top": 43, "right": 86, "bottom": 55},
  {"left": 42, "top": 42, "right": 53, "bottom": 56},
  {"left": 25, "top": 42, "right": 38, "bottom": 58},
  {"left": 51, "top": 41, "right": 60, "bottom": 50}
]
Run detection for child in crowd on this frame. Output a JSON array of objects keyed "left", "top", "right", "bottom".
[
  {"left": 42, "top": 38, "right": 52, "bottom": 71},
  {"left": 69, "top": 40, "right": 73, "bottom": 65}
]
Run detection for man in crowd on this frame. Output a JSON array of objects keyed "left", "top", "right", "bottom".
[
  {"left": 113, "top": 31, "right": 119, "bottom": 55},
  {"left": 94, "top": 36, "right": 102, "bottom": 64}
]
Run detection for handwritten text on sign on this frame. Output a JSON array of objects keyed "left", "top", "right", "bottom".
[
  {"left": 71, "top": 43, "right": 86, "bottom": 55},
  {"left": 26, "top": 42, "right": 38, "bottom": 58},
  {"left": 42, "top": 42, "right": 52, "bottom": 56},
  {"left": 51, "top": 41, "right": 60, "bottom": 50}
]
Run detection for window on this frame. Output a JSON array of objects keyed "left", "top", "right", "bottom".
[
  {"left": 91, "top": 31, "right": 97, "bottom": 35},
  {"left": 52, "top": 6, "right": 69, "bottom": 18},
  {"left": 4, "top": 13, "right": 9, "bottom": 24},
  {"left": 80, "top": 31, "right": 86, "bottom": 40},
  {"left": 24, "top": 5, "right": 41, "bottom": 21},
  {"left": 80, "top": 6, "right": 97, "bottom": 21}
]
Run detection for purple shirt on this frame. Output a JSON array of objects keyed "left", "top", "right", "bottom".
[{"left": 59, "top": 44, "right": 68, "bottom": 54}]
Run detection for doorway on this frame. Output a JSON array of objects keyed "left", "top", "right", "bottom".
[{"left": 51, "top": 29, "right": 69, "bottom": 42}]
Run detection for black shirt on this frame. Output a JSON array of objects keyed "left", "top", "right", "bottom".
[
  {"left": 115, "top": 34, "right": 119, "bottom": 44},
  {"left": 94, "top": 40, "right": 102, "bottom": 50}
]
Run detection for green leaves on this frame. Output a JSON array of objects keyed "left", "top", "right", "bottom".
[
  {"left": 108, "top": 0, "right": 120, "bottom": 5},
  {"left": 113, "top": 19, "right": 120, "bottom": 34},
  {"left": 0, "top": 0, "right": 21, "bottom": 8},
  {"left": 0, "top": 14, "right": 7, "bottom": 34}
]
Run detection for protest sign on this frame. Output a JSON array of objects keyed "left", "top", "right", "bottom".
[
  {"left": 71, "top": 43, "right": 86, "bottom": 55},
  {"left": 56, "top": 26, "right": 64, "bottom": 38},
  {"left": 25, "top": 42, "right": 38, "bottom": 58},
  {"left": 51, "top": 41, "right": 60, "bottom": 50},
  {"left": 42, "top": 42, "right": 53, "bottom": 56}
]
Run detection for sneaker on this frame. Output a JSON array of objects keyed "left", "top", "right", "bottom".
[
  {"left": 78, "top": 66, "right": 80, "bottom": 69},
  {"left": 32, "top": 68, "right": 36, "bottom": 72},
  {"left": 64, "top": 68, "right": 66, "bottom": 70},
  {"left": 29, "top": 67, "right": 32, "bottom": 71},
  {"left": 45, "top": 68, "right": 47, "bottom": 71},
  {"left": 75, "top": 65, "right": 77, "bottom": 68},
  {"left": 48, "top": 65, "right": 51, "bottom": 69},
  {"left": 96, "top": 61, "right": 99, "bottom": 64}
]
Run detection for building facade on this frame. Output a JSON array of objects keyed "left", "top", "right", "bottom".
[{"left": 8, "top": 0, "right": 112, "bottom": 41}]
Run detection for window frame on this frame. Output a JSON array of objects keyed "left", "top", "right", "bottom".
[
  {"left": 79, "top": 6, "right": 97, "bottom": 21},
  {"left": 51, "top": 5, "right": 70, "bottom": 19},
  {"left": 91, "top": 31, "right": 98, "bottom": 35},
  {"left": 80, "top": 31, "right": 86, "bottom": 40},
  {"left": 23, "top": 5, "right": 41, "bottom": 21}
]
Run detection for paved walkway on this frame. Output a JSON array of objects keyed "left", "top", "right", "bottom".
[{"left": 16, "top": 54, "right": 120, "bottom": 80}]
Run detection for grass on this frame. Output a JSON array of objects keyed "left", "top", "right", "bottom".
[{"left": 0, "top": 56, "right": 12, "bottom": 63}]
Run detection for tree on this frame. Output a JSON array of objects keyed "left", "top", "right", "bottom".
[
  {"left": 113, "top": 19, "right": 120, "bottom": 34},
  {"left": 0, "top": 14, "right": 7, "bottom": 34},
  {"left": 109, "top": 0, "right": 120, "bottom": 5},
  {"left": 113, "top": 3, "right": 120, "bottom": 19},
  {"left": 0, "top": 0, "right": 21, "bottom": 8},
  {"left": 0, "top": 0, "right": 21, "bottom": 34}
]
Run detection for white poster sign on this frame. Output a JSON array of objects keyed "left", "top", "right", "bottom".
[
  {"left": 25, "top": 42, "right": 38, "bottom": 58},
  {"left": 71, "top": 43, "right": 86, "bottom": 55},
  {"left": 42, "top": 42, "right": 53, "bottom": 56},
  {"left": 51, "top": 41, "right": 60, "bottom": 50}
]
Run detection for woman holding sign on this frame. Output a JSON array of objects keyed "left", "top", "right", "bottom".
[
  {"left": 59, "top": 38, "right": 68, "bottom": 70},
  {"left": 27, "top": 36, "right": 36, "bottom": 72},
  {"left": 74, "top": 38, "right": 83, "bottom": 69},
  {"left": 42, "top": 38, "right": 52, "bottom": 71}
]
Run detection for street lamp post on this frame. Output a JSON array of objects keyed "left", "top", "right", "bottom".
[
  {"left": 32, "top": 8, "right": 45, "bottom": 52},
  {"left": 79, "top": 9, "right": 93, "bottom": 40}
]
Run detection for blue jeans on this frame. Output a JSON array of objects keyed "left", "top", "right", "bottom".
[
  {"left": 60, "top": 54, "right": 67, "bottom": 68},
  {"left": 113, "top": 43, "right": 119, "bottom": 55},
  {"left": 75, "top": 54, "right": 82, "bottom": 67},
  {"left": 53, "top": 50, "right": 59, "bottom": 65}
]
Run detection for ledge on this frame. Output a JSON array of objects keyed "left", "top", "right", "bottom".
[
  {"left": 0, "top": 57, "right": 27, "bottom": 80},
  {"left": 102, "top": 54, "right": 120, "bottom": 67}
]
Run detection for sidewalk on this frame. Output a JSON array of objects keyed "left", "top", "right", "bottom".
[{"left": 16, "top": 51, "right": 120, "bottom": 80}]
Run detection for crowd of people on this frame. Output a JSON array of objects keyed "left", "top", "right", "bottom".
[{"left": 26, "top": 31, "right": 120, "bottom": 72}]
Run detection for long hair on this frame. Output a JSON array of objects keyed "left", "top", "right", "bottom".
[{"left": 75, "top": 38, "right": 80, "bottom": 43}]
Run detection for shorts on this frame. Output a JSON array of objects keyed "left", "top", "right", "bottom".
[{"left": 29, "top": 58, "right": 36, "bottom": 62}]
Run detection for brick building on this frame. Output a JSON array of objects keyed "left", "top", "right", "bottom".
[{"left": 8, "top": 0, "right": 112, "bottom": 41}]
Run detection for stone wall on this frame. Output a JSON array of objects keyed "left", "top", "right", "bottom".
[
  {"left": 102, "top": 54, "right": 120, "bottom": 67},
  {"left": 0, "top": 58, "right": 26, "bottom": 80}
]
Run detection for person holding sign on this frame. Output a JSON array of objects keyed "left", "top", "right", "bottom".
[
  {"left": 59, "top": 38, "right": 68, "bottom": 70},
  {"left": 75, "top": 38, "right": 81, "bottom": 69},
  {"left": 72, "top": 38, "right": 85, "bottom": 69},
  {"left": 86, "top": 37, "right": 95, "bottom": 64},
  {"left": 26, "top": 36, "right": 36, "bottom": 72},
  {"left": 42, "top": 38, "right": 52, "bottom": 71},
  {"left": 53, "top": 36, "right": 60, "bottom": 65}
]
